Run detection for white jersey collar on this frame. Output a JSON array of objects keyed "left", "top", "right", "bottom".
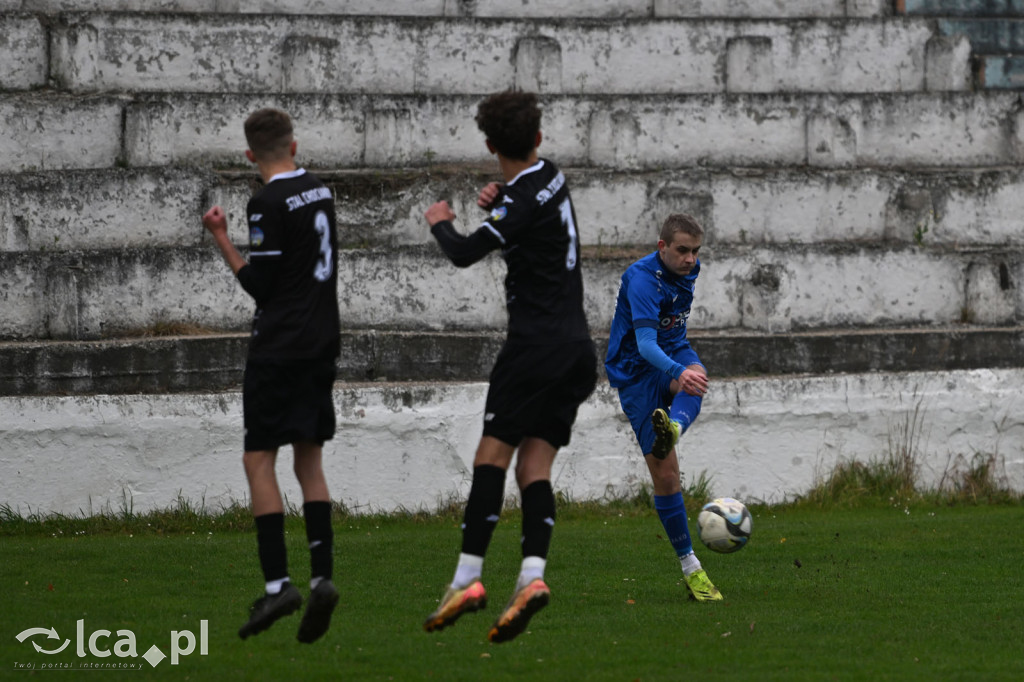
[
  {"left": 267, "top": 168, "right": 307, "bottom": 184},
  {"left": 507, "top": 160, "right": 545, "bottom": 186}
]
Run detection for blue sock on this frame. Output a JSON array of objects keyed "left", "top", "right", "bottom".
[
  {"left": 654, "top": 492, "right": 693, "bottom": 557},
  {"left": 669, "top": 391, "right": 702, "bottom": 434}
]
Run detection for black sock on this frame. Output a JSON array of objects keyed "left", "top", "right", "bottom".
[
  {"left": 520, "top": 480, "right": 556, "bottom": 559},
  {"left": 460, "top": 464, "right": 506, "bottom": 557},
  {"left": 254, "top": 512, "right": 288, "bottom": 584},
  {"left": 303, "top": 501, "right": 333, "bottom": 583}
]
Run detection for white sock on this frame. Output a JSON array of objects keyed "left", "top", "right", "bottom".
[
  {"left": 265, "top": 578, "right": 290, "bottom": 595},
  {"left": 516, "top": 556, "right": 547, "bottom": 590},
  {"left": 451, "top": 553, "right": 484, "bottom": 589},
  {"left": 680, "top": 552, "right": 702, "bottom": 577}
]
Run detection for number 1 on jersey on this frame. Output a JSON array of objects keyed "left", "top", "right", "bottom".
[{"left": 559, "top": 198, "right": 578, "bottom": 271}]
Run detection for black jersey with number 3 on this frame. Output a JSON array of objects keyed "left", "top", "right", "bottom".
[
  {"left": 243, "top": 169, "right": 340, "bottom": 361},
  {"left": 432, "top": 159, "right": 590, "bottom": 344}
]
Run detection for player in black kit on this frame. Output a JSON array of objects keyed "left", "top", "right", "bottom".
[
  {"left": 422, "top": 90, "right": 597, "bottom": 643},
  {"left": 202, "top": 108, "right": 340, "bottom": 644}
]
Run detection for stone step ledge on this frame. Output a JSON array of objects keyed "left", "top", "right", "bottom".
[
  {"left": 3, "top": 92, "right": 1022, "bottom": 172},
  {"left": 2, "top": 325, "right": 1021, "bottom": 396},
  {"left": 25, "top": 13, "right": 950, "bottom": 96},
  {"left": 16, "top": 0, "right": 890, "bottom": 19},
  {"left": 6, "top": 165, "right": 1024, "bottom": 253},
  {"left": 0, "top": 244, "right": 1020, "bottom": 340}
]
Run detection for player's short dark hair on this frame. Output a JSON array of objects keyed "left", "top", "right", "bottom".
[
  {"left": 475, "top": 90, "right": 542, "bottom": 161},
  {"left": 244, "top": 108, "right": 294, "bottom": 160},
  {"left": 660, "top": 214, "right": 704, "bottom": 244}
]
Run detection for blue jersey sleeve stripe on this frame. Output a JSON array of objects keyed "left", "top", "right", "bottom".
[{"left": 634, "top": 318, "right": 659, "bottom": 329}]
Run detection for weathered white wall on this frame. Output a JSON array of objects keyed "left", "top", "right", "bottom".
[
  {"left": 6, "top": 92, "right": 1022, "bottom": 173},
  {"left": 3, "top": 245, "right": 1019, "bottom": 340},
  {"left": 2, "top": 2, "right": 1020, "bottom": 521},
  {"left": 43, "top": 15, "right": 941, "bottom": 95},
  {"left": 13, "top": 0, "right": 891, "bottom": 18},
  {"left": 2, "top": 369, "right": 1021, "bottom": 517},
  {"left": 7, "top": 168, "right": 1024, "bottom": 253}
]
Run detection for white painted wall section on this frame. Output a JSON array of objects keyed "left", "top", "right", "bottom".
[{"left": 2, "top": 369, "right": 1021, "bottom": 516}]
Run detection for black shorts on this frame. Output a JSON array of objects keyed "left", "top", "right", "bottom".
[
  {"left": 243, "top": 357, "right": 337, "bottom": 452},
  {"left": 483, "top": 339, "right": 598, "bottom": 449}
]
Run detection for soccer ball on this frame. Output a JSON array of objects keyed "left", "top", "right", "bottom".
[{"left": 697, "top": 497, "right": 752, "bottom": 554}]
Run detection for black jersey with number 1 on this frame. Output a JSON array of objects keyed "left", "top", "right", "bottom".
[
  {"left": 430, "top": 159, "right": 590, "bottom": 344},
  {"left": 240, "top": 169, "right": 340, "bottom": 361}
]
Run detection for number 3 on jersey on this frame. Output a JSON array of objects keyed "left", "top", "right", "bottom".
[
  {"left": 559, "top": 198, "right": 578, "bottom": 271},
  {"left": 313, "top": 210, "right": 333, "bottom": 282}
]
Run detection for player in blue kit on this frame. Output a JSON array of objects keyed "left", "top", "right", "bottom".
[
  {"left": 604, "top": 213, "right": 722, "bottom": 601},
  {"left": 422, "top": 90, "right": 597, "bottom": 642}
]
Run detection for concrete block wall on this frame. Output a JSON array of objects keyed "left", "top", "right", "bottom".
[
  {"left": 24, "top": 92, "right": 1020, "bottom": 170},
  {"left": 10, "top": 92, "right": 1024, "bottom": 173},
  {"left": 3, "top": 3, "right": 1024, "bottom": 512},
  {"left": 0, "top": 7, "right": 1021, "bottom": 345},
  {"left": 3, "top": 368, "right": 1022, "bottom": 515},
  {"left": 40, "top": 15, "right": 947, "bottom": 96},
  {"left": 15, "top": 1, "right": 893, "bottom": 18},
  {"left": 3, "top": 164, "right": 1023, "bottom": 340}
]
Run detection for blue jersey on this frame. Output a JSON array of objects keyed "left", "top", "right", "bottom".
[{"left": 604, "top": 251, "right": 700, "bottom": 388}]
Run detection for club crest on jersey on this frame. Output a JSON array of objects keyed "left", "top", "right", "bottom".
[
  {"left": 250, "top": 227, "right": 265, "bottom": 247},
  {"left": 490, "top": 206, "right": 508, "bottom": 221}
]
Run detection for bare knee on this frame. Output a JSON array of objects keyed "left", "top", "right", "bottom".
[
  {"left": 515, "top": 438, "right": 557, "bottom": 489},
  {"left": 645, "top": 453, "right": 682, "bottom": 496},
  {"left": 243, "top": 450, "right": 276, "bottom": 479},
  {"left": 653, "top": 472, "right": 681, "bottom": 496}
]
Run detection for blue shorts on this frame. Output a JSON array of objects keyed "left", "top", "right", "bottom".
[{"left": 614, "top": 347, "right": 703, "bottom": 456}]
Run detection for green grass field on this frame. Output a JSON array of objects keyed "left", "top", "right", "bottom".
[{"left": 3, "top": 503, "right": 1022, "bottom": 681}]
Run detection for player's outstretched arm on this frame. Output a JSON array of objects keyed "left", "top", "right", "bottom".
[
  {"left": 424, "top": 200, "right": 498, "bottom": 268},
  {"left": 203, "top": 205, "right": 247, "bottom": 275}
]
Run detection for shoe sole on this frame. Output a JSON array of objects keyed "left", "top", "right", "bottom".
[
  {"left": 423, "top": 594, "right": 487, "bottom": 632},
  {"left": 238, "top": 592, "right": 302, "bottom": 640},
  {"left": 487, "top": 589, "right": 550, "bottom": 643},
  {"left": 297, "top": 588, "right": 340, "bottom": 643},
  {"left": 650, "top": 410, "right": 677, "bottom": 460}
]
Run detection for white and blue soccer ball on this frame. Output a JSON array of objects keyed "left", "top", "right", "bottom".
[{"left": 697, "top": 497, "right": 752, "bottom": 554}]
